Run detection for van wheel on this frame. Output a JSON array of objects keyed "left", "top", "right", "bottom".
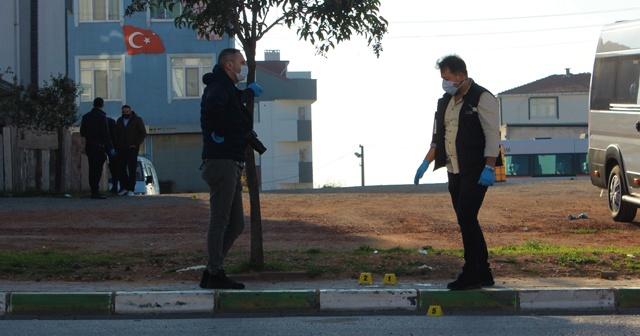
[{"left": 608, "top": 165, "right": 637, "bottom": 222}]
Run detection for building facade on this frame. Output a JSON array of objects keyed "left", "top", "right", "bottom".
[
  {"left": 250, "top": 50, "right": 316, "bottom": 190},
  {"left": 2, "top": 1, "right": 316, "bottom": 193},
  {"left": 498, "top": 69, "right": 590, "bottom": 140}
]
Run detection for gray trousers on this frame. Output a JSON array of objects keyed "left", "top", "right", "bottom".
[{"left": 201, "top": 159, "right": 245, "bottom": 274}]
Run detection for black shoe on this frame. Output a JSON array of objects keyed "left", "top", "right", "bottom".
[
  {"left": 109, "top": 189, "right": 118, "bottom": 194},
  {"left": 205, "top": 270, "right": 245, "bottom": 289},
  {"left": 480, "top": 270, "right": 495, "bottom": 287},
  {"left": 199, "top": 269, "right": 209, "bottom": 289},
  {"left": 447, "top": 272, "right": 481, "bottom": 291},
  {"left": 90, "top": 193, "right": 107, "bottom": 199}
]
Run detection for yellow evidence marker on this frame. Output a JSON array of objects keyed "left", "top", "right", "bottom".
[
  {"left": 359, "top": 272, "right": 373, "bottom": 285},
  {"left": 383, "top": 273, "right": 397, "bottom": 285},
  {"left": 191, "top": 195, "right": 197, "bottom": 200},
  {"left": 427, "top": 305, "right": 444, "bottom": 316}
]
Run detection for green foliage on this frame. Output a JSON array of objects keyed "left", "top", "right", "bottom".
[
  {"left": 0, "top": 68, "right": 81, "bottom": 131},
  {"left": 125, "top": 0, "right": 388, "bottom": 58}
]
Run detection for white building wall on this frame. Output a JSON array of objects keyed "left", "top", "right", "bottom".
[
  {"left": 255, "top": 100, "right": 313, "bottom": 190},
  {"left": 500, "top": 93, "right": 588, "bottom": 125}
]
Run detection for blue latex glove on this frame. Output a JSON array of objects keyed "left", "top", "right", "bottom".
[
  {"left": 478, "top": 166, "right": 495, "bottom": 186},
  {"left": 248, "top": 82, "right": 264, "bottom": 97},
  {"left": 108, "top": 149, "right": 115, "bottom": 157},
  {"left": 211, "top": 132, "right": 225, "bottom": 143},
  {"left": 413, "top": 160, "right": 430, "bottom": 185}
]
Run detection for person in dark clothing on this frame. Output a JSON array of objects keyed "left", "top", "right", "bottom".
[
  {"left": 80, "top": 97, "right": 115, "bottom": 199},
  {"left": 114, "top": 105, "right": 147, "bottom": 197},
  {"left": 414, "top": 55, "right": 500, "bottom": 290},
  {"left": 198, "top": 48, "right": 265, "bottom": 290},
  {"left": 107, "top": 117, "right": 120, "bottom": 194}
]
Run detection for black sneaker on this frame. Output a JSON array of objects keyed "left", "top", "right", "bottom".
[
  {"left": 447, "top": 272, "right": 481, "bottom": 291},
  {"left": 480, "top": 270, "right": 495, "bottom": 287},
  {"left": 90, "top": 193, "right": 107, "bottom": 199},
  {"left": 206, "top": 270, "right": 245, "bottom": 290}
]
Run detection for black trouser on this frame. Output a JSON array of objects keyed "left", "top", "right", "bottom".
[
  {"left": 108, "top": 154, "right": 120, "bottom": 191},
  {"left": 85, "top": 144, "right": 106, "bottom": 195},
  {"left": 118, "top": 147, "right": 138, "bottom": 192},
  {"left": 447, "top": 169, "right": 490, "bottom": 277}
]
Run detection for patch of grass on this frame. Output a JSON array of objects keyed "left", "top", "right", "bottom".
[
  {"left": 562, "top": 228, "right": 597, "bottom": 234},
  {"left": 0, "top": 250, "right": 125, "bottom": 278},
  {"left": 306, "top": 248, "right": 322, "bottom": 254},
  {"left": 603, "top": 229, "right": 621, "bottom": 233},
  {"left": 557, "top": 252, "right": 598, "bottom": 266}
]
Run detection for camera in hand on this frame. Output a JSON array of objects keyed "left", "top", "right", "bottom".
[{"left": 246, "top": 130, "right": 267, "bottom": 155}]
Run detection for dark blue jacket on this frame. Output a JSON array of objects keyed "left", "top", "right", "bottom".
[
  {"left": 200, "top": 65, "right": 255, "bottom": 161},
  {"left": 80, "top": 108, "right": 113, "bottom": 151},
  {"left": 431, "top": 82, "right": 491, "bottom": 173}
]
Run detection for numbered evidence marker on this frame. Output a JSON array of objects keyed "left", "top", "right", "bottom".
[
  {"left": 359, "top": 272, "right": 373, "bottom": 285},
  {"left": 383, "top": 273, "right": 397, "bottom": 285},
  {"left": 191, "top": 195, "right": 197, "bottom": 200},
  {"left": 427, "top": 305, "right": 443, "bottom": 316}
]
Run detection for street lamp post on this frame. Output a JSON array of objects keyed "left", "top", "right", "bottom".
[{"left": 354, "top": 144, "right": 364, "bottom": 187}]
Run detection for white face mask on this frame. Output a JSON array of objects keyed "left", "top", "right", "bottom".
[
  {"left": 234, "top": 64, "right": 249, "bottom": 82},
  {"left": 442, "top": 78, "right": 466, "bottom": 95}
]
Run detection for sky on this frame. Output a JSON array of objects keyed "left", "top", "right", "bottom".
[{"left": 249, "top": 0, "right": 640, "bottom": 188}]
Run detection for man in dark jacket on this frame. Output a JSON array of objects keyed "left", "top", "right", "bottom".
[
  {"left": 80, "top": 97, "right": 114, "bottom": 199},
  {"left": 114, "top": 105, "right": 146, "bottom": 196},
  {"left": 198, "top": 48, "right": 264, "bottom": 290},
  {"left": 413, "top": 55, "right": 500, "bottom": 290}
]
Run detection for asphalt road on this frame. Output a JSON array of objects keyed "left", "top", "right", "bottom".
[{"left": 2, "top": 314, "right": 640, "bottom": 336}]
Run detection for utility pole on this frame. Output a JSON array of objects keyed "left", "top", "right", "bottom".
[{"left": 354, "top": 144, "right": 364, "bottom": 186}]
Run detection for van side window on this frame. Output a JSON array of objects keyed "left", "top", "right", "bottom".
[{"left": 591, "top": 56, "right": 640, "bottom": 110}]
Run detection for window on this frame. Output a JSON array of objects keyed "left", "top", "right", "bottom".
[
  {"left": 529, "top": 97, "right": 558, "bottom": 119},
  {"left": 170, "top": 57, "right": 213, "bottom": 98},
  {"left": 79, "top": 59, "right": 122, "bottom": 101},
  {"left": 151, "top": 2, "right": 182, "bottom": 20},
  {"left": 299, "top": 149, "right": 307, "bottom": 162},
  {"left": 79, "top": 0, "right": 120, "bottom": 22},
  {"left": 590, "top": 56, "right": 640, "bottom": 110}
]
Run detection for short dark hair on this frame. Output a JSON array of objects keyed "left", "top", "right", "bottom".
[
  {"left": 93, "top": 97, "right": 104, "bottom": 108},
  {"left": 122, "top": 105, "right": 131, "bottom": 110},
  {"left": 218, "top": 48, "right": 241, "bottom": 66},
  {"left": 436, "top": 55, "right": 467, "bottom": 76}
]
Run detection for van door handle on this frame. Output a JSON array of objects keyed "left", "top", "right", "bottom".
[{"left": 637, "top": 121, "right": 640, "bottom": 132}]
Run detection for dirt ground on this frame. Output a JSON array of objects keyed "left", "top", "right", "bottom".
[{"left": 1, "top": 179, "right": 640, "bottom": 284}]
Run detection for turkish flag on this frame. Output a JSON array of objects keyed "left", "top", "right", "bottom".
[{"left": 123, "top": 25, "right": 165, "bottom": 55}]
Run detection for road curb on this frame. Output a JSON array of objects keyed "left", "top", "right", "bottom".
[{"left": 2, "top": 288, "right": 640, "bottom": 316}]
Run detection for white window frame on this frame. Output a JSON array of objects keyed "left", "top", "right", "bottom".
[
  {"left": 75, "top": 0, "right": 124, "bottom": 26},
  {"left": 529, "top": 97, "right": 558, "bottom": 119},
  {"left": 75, "top": 55, "right": 126, "bottom": 103},
  {"left": 149, "top": 2, "right": 183, "bottom": 21},
  {"left": 166, "top": 54, "right": 215, "bottom": 103}
]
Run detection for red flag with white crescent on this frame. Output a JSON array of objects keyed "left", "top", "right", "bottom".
[{"left": 123, "top": 25, "right": 165, "bottom": 55}]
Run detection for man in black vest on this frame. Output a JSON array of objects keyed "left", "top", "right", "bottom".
[{"left": 414, "top": 55, "right": 500, "bottom": 290}]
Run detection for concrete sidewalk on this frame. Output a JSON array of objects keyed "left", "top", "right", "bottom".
[{"left": 2, "top": 277, "right": 640, "bottom": 316}]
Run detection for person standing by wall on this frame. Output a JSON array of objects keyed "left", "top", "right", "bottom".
[
  {"left": 198, "top": 48, "right": 265, "bottom": 289},
  {"left": 114, "top": 105, "right": 146, "bottom": 196},
  {"left": 414, "top": 55, "right": 500, "bottom": 290},
  {"left": 80, "top": 97, "right": 115, "bottom": 199}
]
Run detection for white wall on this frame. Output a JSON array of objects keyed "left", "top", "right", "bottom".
[{"left": 254, "top": 100, "right": 314, "bottom": 190}]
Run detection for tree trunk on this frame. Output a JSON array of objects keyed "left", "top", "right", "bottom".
[{"left": 243, "top": 43, "right": 264, "bottom": 270}]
